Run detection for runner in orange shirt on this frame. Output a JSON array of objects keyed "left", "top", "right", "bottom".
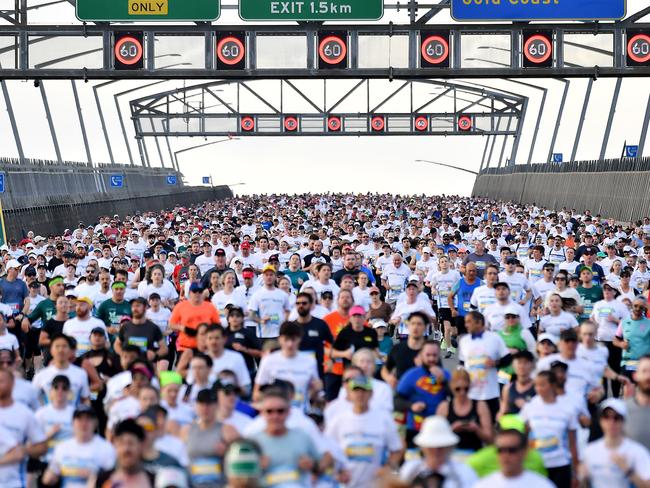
[
  {"left": 323, "top": 288, "right": 354, "bottom": 400},
  {"left": 169, "top": 282, "right": 220, "bottom": 353}
]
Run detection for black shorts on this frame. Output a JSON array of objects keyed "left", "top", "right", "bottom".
[
  {"left": 438, "top": 308, "right": 453, "bottom": 323},
  {"left": 24, "top": 327, "right": 41, "bottom": 358},
  {"left": 454, "top": 315, "right": 467, "bottom": 335}
]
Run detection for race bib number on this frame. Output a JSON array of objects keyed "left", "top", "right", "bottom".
[
  {"left": 190, "top": 457, "right": 223, "bottom": 485},
  {"left": 345, "top": 443, "right": 375, "bottom": 462}
]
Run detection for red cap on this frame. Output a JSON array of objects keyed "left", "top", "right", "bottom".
[
  {"left": 241, "top": 241, "right": 251, "bottom": 250},
  {"left": 242, "top": 270, "right": 255, "bottom": 279}
]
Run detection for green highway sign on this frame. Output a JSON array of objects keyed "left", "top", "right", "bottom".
[
  {"left": 239, "top": 0, "right": 383, "bottom": 21},
  {"left": 77, "top": 0, "right": 220, "bottom": 22}
]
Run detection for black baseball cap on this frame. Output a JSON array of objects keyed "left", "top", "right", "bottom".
[
  {"left": 215, "top": 248, "right": 226, "bottom": 257},
  {"left": 73, "top": 404, "right": 97, "bottom": 419},
  {"left": 550, "top": 360, "right": 569, "bottom": 371}
]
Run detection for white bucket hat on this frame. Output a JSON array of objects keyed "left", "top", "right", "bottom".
[{"left": 413, "top": 416, "right": 460, "bottom": 448}]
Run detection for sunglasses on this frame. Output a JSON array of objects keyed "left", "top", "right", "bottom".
[
  {"left": 497, "top": 446, "right": 523, "bottom": 454},
  {"left": 505, "top": 314, "right": 518, "bottom": 319},
  {"left": 370, "top": 292, "right": 379, "bottom": 296},
  {"left": 454, "top": 386, "right": 469, "bottom": 393},
  {"left": 263, "top": 408, "right": 288, "bottom": 415},
  {"left": 601, "top": 413, "right": 624, "bottom": 422},
  {"left": 296, "top": 301, "right": 310, "bottom": 306},
  {"left": 52, "top": 385, "right": 70, "bottom": 391}
]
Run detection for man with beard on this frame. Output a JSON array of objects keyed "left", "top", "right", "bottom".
[
  {"left": 295, "top": 292, "right": 333, "bottom": 379},
  {"left": 625, "top": 355, "right": 650, "bottom": 449}
]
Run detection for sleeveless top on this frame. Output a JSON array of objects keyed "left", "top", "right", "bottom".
[
  {"left": 186, "top": 420, "right": 225, "bottom": 487},
  {"left": 447, "top": 399, "right": 482, "bottom": 451},
  {"left": 506, "top": 381, "right": 536, "bottom": 415}
]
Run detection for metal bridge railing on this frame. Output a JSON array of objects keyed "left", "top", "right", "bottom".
[{"left": 479, "top": 158, "right": 650, "bottom": 176}]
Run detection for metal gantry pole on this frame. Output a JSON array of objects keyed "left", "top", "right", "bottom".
[
  {"left": 570, "top": 78, "right": 593, "bottom": 163},
  {"left": 638, "top": 94, "right": 650, "bottom": 158},
  {"left": 546, "top": 78, "right": 569, "bottom": 164},
  {"left": 93, "top": 81, "right": 117, "bottom": 165},
  {"left": 509, "top": 97, "right": 528, "bottom": 167},
  {"left": 39, "top": 82, "right": 62, "bottom": 164},
  {"left": 71, "top": 80, "right": 93, "bottom": 167},
  {"left": 1, "top": 81, "right": 25, "bottom": 163},
  {"left": 499, "top": 117, "right": 514, "bottom": 167},
  {"left": 599, "top": 78, "right": 622, "bottom": 161}
]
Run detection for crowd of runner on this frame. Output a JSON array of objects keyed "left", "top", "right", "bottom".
[{"left": 1, "top": 193, "right": 650, "bottom": 487}]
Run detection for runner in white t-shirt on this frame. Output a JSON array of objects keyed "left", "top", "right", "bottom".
[
  {"left": 325, "top": 375, "right": 402, "bottom": 488},
  {"left": 255, "top": 322, "right": 320, "bottom": 411},
  {"left": 42, "top": 406, "right": 116, "bottom": 488},
  {"left": 248, "top": 265, "right": 291, "bottom": 339},
  {"left": 458, "top": 311, "right": 509, "bottom": 416},
  {"left": 581, "top": 398, "right": 650, "bottom": 488}
]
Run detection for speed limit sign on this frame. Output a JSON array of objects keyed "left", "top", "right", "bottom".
[
  {"left": 414, "top": 116, "right": 428, "bottom": 132},
  {"left": 627, "top": 33, "right": 650, "bottom": 65},
  {"left": 420, "top": 34, "right": 450, "bottom": 67},
  {"left": 370, "top": 116, "right": 385, "bottom": 132},
  {"left": 523, "top": 32, "right": 553, "bottom": 68},
  {"left": 327, "top": 116, "right": 341, "bottom": 132},
  {"left": 240, "top": 116, "right": 255, "bottom": 132},
  {"left": 457, "top": 115, "right": 472, "bottom": 132},
  {"left": 114, "top": 33, "right": 144, "bottom": 70},
  {"left": 318, "top": 32, "right": 348, "bottom": 69},
  {"left": 217, "top": 33, "right": 246, "bottom": 69},
  {"left": 284, "top": 116, "right": 298, "bottom": 132}
]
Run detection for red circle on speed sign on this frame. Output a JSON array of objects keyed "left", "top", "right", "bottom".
[
  {"left": 523, "top": 34, "right": 552, "bottom": 64},
  {"left": 241, "top": 116, "right": 255, "bottom": 131},
  {"left": 458, "top": 115, "right": 472, "bottom": 131},
  {"left": 217, "top": 36, "right": 245, "bottom": 66},
  {"left": 114, "top": 36, "right": 143, "bottom": 66},
  {"left": 414, "top": 116, "right": 428, "bottom": 131},
  {"left": 319, "top": 36, "right": 347, "bottom": 65},
  {"left": 284, "top": 116, "right": 298, "bottom": 132},
  {"left": 328, "top": 116, "right": 341, "bottom": 131},
  {"left": 627, "top": 34, "right": 650, "bottom": 63},
  {"left": 371, "top": 116, "right": 385, "bottom": 131},
  {"left": 421, "top": 35, "right": 449, "bottom": 65}
]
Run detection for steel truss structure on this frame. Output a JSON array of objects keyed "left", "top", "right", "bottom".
[
  {"left": 0, "top": 21, "right": 650, "bottom": 79},
  {"left": 129, "top": 79, "right": 524, "bottom": 137}
]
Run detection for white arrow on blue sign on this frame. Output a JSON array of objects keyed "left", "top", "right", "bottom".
[
  {"left": 552, "top": 153, "right": 563, "bottom": 163},
  {"left": 202, "top": 176, "right": 210, "bottom": 184},
  {"left": 110, "top": 175, "right": 123, "bottom": 188},
  {"left": 625, "top": 145, "right": 639, "bottom": 158},
  {"left": 0, "top": 173, "right": 5, "bottom": 194},
  {"left": 166, "top": 175, "right": 177, "bottom": 185}
]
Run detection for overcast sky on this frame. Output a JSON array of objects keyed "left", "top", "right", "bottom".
[{"left": 0, "top": 0, "right": 648, "bottom": 196}]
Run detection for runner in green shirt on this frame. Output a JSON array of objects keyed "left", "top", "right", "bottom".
[
  {"left": 96, "top": 281, "right": 132, "bottom": 335},
  {"left": 22, "top": 275, "right": 65, "bottom": 329},
  {"left": 577, "top": 268, "right": 603, "bottom": 322}
]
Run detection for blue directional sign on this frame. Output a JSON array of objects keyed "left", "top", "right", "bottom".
[
  {"left": 0, "top": 173, "right": 5, "bottom": 193},
  {"left": 166, "top": 175, "right": 177, "bottom": 185},
  {"left": 552, "top": 153, "right": 563, "bottom": 164},
  {"left": 202, "top": 176, "right": 210, "bottom": 184},
  {"left": 110, "top": 174, "right": 123, "bottom": 188},
  {"left": 451, "top": 0, "right": 625, "bottom": 21},
  {"left": 626, "top": 145, "right": 639, "bottom": 158}
]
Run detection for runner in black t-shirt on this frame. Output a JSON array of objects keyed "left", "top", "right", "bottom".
[
  {"left": 224, "top": 305, "right": 261, "bottom": 374},
  {"left": 114, "top": 297, "right": 166, "bottom": 363},
  {"left": 332, "top": 306, "right": 378, "bottom": 368},
  {"left": 381, "top": 311, "right": 428, "bottom": 388},
  {"left": 294, "top": 292, "right": 334, "bottom": 378}
]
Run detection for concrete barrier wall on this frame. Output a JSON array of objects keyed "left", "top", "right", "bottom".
[
  {"left": 0, "top": 159, "right": 233, "bottom": 239},
  {"left": 472, "top": 159, "right": 650, "bottom": 222}
]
